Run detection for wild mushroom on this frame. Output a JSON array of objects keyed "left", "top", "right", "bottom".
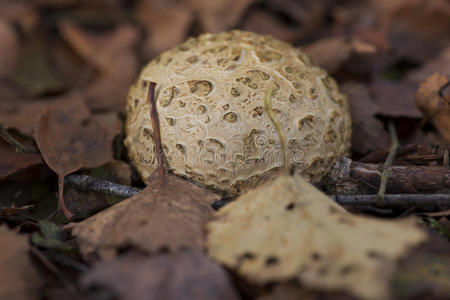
[{"left": 125, "top": 30, "right": 351, "bottom": 194}]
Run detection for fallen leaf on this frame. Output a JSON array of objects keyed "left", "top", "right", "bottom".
[
  {"left": 341, "top": 82, "right": 389, "bottom": 154},
  {"left": 81, "top": 250, "right": 240, "bottom": 300},
  {"left": 392, "top": 234, "right": 450, "bottom": 298},
  {"left": 0, "top": 225, "right": 44, "bottom": 300},
  {"left": 407, "top": 47, "right": 450, "bottom": 83},
  {"left": 0, "top": 94, "right": 68, "bottom": 137},
  {"left": 207, "top": 172, "right": 426, "bottom": 300},
  {"left": 34, "top": 95, "right": 113, "bottom": 217},
  {"left": 415, "top": 73, "right": 450, "bottom": 143},
  {"left": 59, "top": 22, "right": 139, "bottom": 111},
  {"left": 11, "top": 32, "right": 66, "bottom": 96},
  {"left": 137, "top": 1, "right": 193, "bottom": 58},
  {"left": 188, "top": 0, "right": 254, "bottom": 32},
  {"left": 0, "top": 140, "right": 42, "bottom": 181},
  {"left": 241, "top": 10, "right": 300, "bottom": 42},
  {"left": 0, "top": 18, "right": 18, "bottom": 78},
  {"left": 91, "top": 112, "right": 123, "bottom": 146},
  {"left": 303, "top": 37, "right": 376, "bottom": 74},
  {"left": 258, "top": 283, "right": 317, "bottom": 300},
  {"left": 68, "top": 173, "right": 220, "bottom": 260},
  {"left": 370, "top": 78, "right": 421, "bottom": 118},
  {"left": 264, "top": 0, "right": 328, "bottom": 40},
  {"left": 257, "top": 282, "right": 355, "bottom": 300},
  {"left": 371, "top": 0, "right": 450, "bottom": 40}
]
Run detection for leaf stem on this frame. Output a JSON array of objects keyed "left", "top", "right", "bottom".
[{"left": 376, "top": 121, "right": 399, "bottom": 205}]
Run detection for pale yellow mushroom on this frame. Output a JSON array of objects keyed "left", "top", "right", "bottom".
[{"left": 125, "top": 30, "right": 351, "bottom": 194}]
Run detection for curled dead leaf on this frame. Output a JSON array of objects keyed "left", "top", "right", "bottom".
[{"left": 416, "top": 73, "right": 450, "bottom": 143}]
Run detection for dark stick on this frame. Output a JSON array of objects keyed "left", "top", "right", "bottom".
[
  {"left": 147, "top": 81, "right": 166, "bottom": 179},
  {"left": 0, "top": 122, "right": 39, "bottom": 153},
  {"left": 332, "top": 194, "right": 450, "bottom": 208},
  {"left": 65, "top": 174, "right": 140, "bottom": 198},
  {"left": 377, "top": 121, "right": 399, "bottom": 205},
  {"left": 65, "top": 174, "right": 450, "bottom": 209}
]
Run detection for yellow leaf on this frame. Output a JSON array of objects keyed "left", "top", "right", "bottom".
[{"left": 207, "top": 173, "right": 427, "bottom": 300}]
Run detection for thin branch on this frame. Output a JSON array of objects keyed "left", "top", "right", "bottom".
[
  {"left": 59, "top": 175, "right": 73, "bottom": 219},
  {"left": 64, "top": 174, "right": 450, "bottom": 210},
  {"left": 332, "top": 194, "right": 450, "bottom": 208},
  {"left": 65, "top": 174, "right": 140, "bottom": 198},
  {"left": 376, "top": 121, "right": 399, "bottom": 205},
  {"left": 0, "top": 123, "right": 39, "bottom": 153}
]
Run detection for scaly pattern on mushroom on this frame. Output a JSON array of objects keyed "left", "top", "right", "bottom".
[{"left": 125, "top": 30, "right": 351, "bottom": 194}]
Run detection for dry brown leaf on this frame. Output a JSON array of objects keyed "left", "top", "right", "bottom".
[
  {"left": 0, "top": 226, "right": 43, "bottom": 300},
  {"left": 188, "top": 0, "right": 254, "bottom": 32},
  {"left": 137, "top": 1, "right": 193, "bottom": 58},
  {"left": 81, "top": 250, "right": 239, "bottom": 300},
  {"left": 34, "top": 95, "right": 113, "bottom": 217},
  {"left": 34, "top": 95, "right": 113, "bottom": 176},
  {"left": 59, "top": 22, "right": 139, "bottom": 111},
  {"left": 303, "top": 37, "right": 377, "bottom": 74},
  {"left": 91, "top": 111, "right": 123, "bottom": 146},
  {"left": 68, "top": 173, "right": 220, "bottom": 260},
  {"left": 207, "top": 173, "right": 427, "bottom": 300},
  {"left": 0, "top": 140, "right": 42, "bottom": 181},
  {"left": 257, "top": 282, "right": 355, "bottom": 300},
  {"left": 0, "top": 91, "right": 70, "bottom": 136},
  {"left": 407, "top": 47, "right": 450, "bottom": 83},
  {"left": 371, "top": 0, "right": 450, "bottom": 40},
  {"left": 416, "top": 73, "right": 450, "bottom": 143},
  {"left": 241, "top": 10, "right": 300, "bottom": 42},
  {"left": 0, "top": 18, "right": 18, "bottom": 78},
  {"left": 370, "top": 79, "right": 422, "bottom": 118},
  {"left": 257, "top": 283, "right": 317, "bottom": 300},
  {"left": 341, "top": 82, "right": 390, "bottom": 154}
]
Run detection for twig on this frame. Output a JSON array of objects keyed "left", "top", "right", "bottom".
[
  {"left": 59, "top": 175, "right": 73, "bottom": 219},
  {"left": 0, "top": 123, "right": 39, "bottom": 153},
  {"left": 332, "top": 194, "right": 450, "bottom": 208},
  {"left": 376, "top": 121, "right": 399, "bottom": 205},
  {"left": 65, "top": 174, "right": 140, "bottom": 198},
  {"left": 64, "top": 174, "right": 450, "bottom": 210},
  {"left": 147, "top": 81, "right": 166, "bottom": 180}
]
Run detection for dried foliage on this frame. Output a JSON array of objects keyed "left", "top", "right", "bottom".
[
  {"left": 69, "top": 173, "right": 219, "bottom": 259},
  {"left": 0, "top": 0, "right": 449, "bottom": 299},
  {"left": 81, "top": 250, "right": 239, "bottom": 300},
  {"left": 207, "top": 173, "right": 426, "bottom": 300},
  {"left": 0, "top": 226, "right": 43, "bottom": 300},
  {"left": 416, "top": 73, "right": 450, "bottom": 143}
]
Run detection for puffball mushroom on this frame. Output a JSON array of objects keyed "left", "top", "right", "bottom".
[{"left": 125, "top": 30, "right": 351, "bottom": 194}]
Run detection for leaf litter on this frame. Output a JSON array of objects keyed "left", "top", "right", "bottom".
[
  {"left": 80, "top": 250, "right": 239, "bottom": 300},
  {"left": 34, "top": 94, "right": 113, "bottom": 218},
  {"left": 68, "top": 172, "right": 220, "bottom": 260},
  {"left": 0, "top": 226, "right": 44, "bottom": 300},
  {"left": 0, "top": 1, "right": 449, "bottom": 299},
  {"left": 207, "top": 172, "right": 426, "bottom": 300}
]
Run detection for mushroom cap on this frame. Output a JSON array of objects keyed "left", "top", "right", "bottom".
[{"left": 125, "top": 30, "right": 351, "bottom": 194}]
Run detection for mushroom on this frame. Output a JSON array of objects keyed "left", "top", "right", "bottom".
[{"left": 125, "top": 30, "right": 351, "bottom": 194}]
